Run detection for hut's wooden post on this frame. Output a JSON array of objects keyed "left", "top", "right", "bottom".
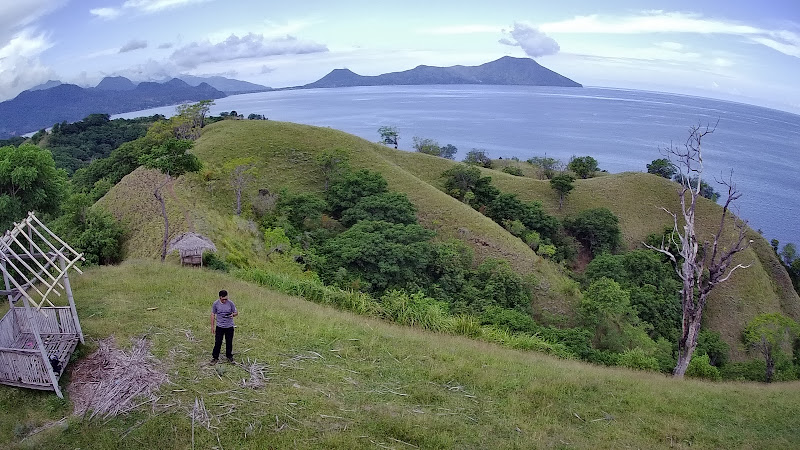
[
  {"left": 2, "top": 258, "right": 13, "bottom": 309},
  {"left": 59, "top": 256, "right": 84, "bottom": 344},
  {"left": 20, "top": 295, "right": 63, "bottom": 398}
]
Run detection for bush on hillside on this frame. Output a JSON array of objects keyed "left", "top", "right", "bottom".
[
  {"left": 686, "top": 353, "right": 722, "bottom": 381},
  {"left": 568, "top": 156, "right": 598, "bottom": 178},
  {"left": 564, "top": 208, "right": 622, "bottom": 256},
  {"left": 463, "top": 149, "right": 492, "bottom": 168},
  {"left": 502, "top": 166, "right": 524, "bottom": 176},
  {"left": 340, "top": 192, "right": 417, "bottom": 227},
  {"left": 326, "top": 169, "right": 388, "bottom": 216},
  {"left": 617, "top": 347, "right": 660, "bottom": 371}
]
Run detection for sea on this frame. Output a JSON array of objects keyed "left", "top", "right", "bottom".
[{"left": 115, "top": 85, "right": 800, "bottom": 247}]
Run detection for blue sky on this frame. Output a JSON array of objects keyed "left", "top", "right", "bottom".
[{"left": 2, "top": 0, "right": 799, "bottom": 112}]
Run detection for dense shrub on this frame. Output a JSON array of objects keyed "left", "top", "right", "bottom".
[
  {"left": 567, "top": 156, "right": 598, "bottom": 179},
  {"left": 340, "top": 192, "right": 416, "bottom": 227},
  {"left": 686, "top": 354, "right": 722, "bottom": 381},
  {"left": 463, "top": 149, "right": 492, "bottom": 168},
  {"left": 203, "top": 252, "right": 230, "bottom": 272},
  {"left": 564, "top": 208, "right": 622, "bottom": 256},
  {"left": 326, "top": 169, "right": 388, "bottom": 216},
  {"left": 617, "top": 348, "right": 660, "bottom": 371},
  {"left": 381, "top": 290, "right": 450, "bottom": 330},
  {"left": 313, "top": 220, "right": 434, "bottom": 293},
  {"left": 501, "top": 166, "right": 524, "bottom": 176},
  {"left": 75, "top": 209, "right": 125, "bottom": 265}
]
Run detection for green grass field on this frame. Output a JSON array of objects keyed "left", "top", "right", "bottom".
[
  {"left": 97, "top": 119, "right": 798, "bottom": 358},
  {"left": 3, "top": 261, "right": 800, "bottom": 449}
]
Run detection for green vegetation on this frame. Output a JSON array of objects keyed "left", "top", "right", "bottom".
[
  {"left": 646, "top": 158, "right": 677, "bottom": 179},
  {"left": 568, "top": 155, "right": 599, "bottom": 179},
  {"left": 0, "top": 143, "right": 67, "bottom": 230},
  {"left": 462, "top": 149, "right": 492, "bottom": 168},
  {"left": 45, "top": 114, "right": 155, "bottom": 173},
  {"left": 4, "top": 261, "right": 800, "bottom": 449},
  {"left": 743, "top": 313, "right": 800, "bottom": 382},
  {"left": 412, "top": 137, "right": 457, "bottom": 159},
  {"left": 550, "top": 173, "right": 575, "bottom": 209}
]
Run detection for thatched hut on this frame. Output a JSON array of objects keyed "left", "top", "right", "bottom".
[{"left": 167, "top": 232, "right": 217, "bottom": 266}]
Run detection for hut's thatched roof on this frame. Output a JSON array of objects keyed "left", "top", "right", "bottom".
[{"left": 167, "top": 232, "right": 217, "bottom": 256}]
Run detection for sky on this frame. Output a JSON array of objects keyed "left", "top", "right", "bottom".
[{"left": 2, "top": 0, "right": 800, "bottom": 113}]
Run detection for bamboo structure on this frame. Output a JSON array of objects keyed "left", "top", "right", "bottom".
[
  {"left": 0, "top": 212, "right": 85, "bottom": 398},
  {"left": 167, "top": 232, "right": 217, "bottom": 267}
]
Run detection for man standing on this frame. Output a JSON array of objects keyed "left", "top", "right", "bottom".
[{"left": 211, "top": 290, "right": 238, "bottom": 364}]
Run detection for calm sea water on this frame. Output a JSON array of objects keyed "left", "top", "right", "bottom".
[{"left": 116, "top": 85, "right": 800, "bottom": 246}]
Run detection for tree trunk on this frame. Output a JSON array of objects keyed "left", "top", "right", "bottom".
[
  {"left": 558, "top": 193, "right": 564, "bottom": 210},
  {"left": 154, "top": 176, "right": 171, "bottom": 262},
  {"left": 765, "top": 351, "right": 775, "bottom": 383},
  {"left": 235, "top": 188, "right": 242, "bottom": 215},
  {"left": 673, "top": 311, "right": 702, "bottom": 378}
]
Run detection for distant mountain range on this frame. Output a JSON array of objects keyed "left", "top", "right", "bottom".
[
  {"left": 301, "top": 56, "right": 582, "bottom": 89},
  {"left": 1, "top": 58, "right": 578, "bottom": 138},
  {"left": 0, "top": 78, "right": 226, "bottom": 138}
]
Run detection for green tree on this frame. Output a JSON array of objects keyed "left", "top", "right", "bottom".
[
  {"left": 463, "top": 149, "right": 492, "bottom": 168},
  {"left": 413, "top": 137, "right": 443, "bottom": 157},
  {"left": 377, "top": 126, "right": 399, "bottom": 149},
  {"left": 744, "top": 313, "right": 800, "bottom": 382},
  {"left": 440, "top": 144, "right": 458, "bottom": 159},
  {"left": 0, "top": 143, "right": 67, "bottom": 230},
  {"left": 526, "top": 156, "right": 561, "bottom": 179},
  {"left": 173, "top": 100, "right": 214, "bottom": 140},
  {"left": 780, "top": 243, "right": 797, "bottom": 266},
  {"left": 549, "top": 174, "right": 575, "bottom": 209},
  {"left": 326, "top": 169, "right": 388, "bottom": 216},
  {"left": 340, "top": 192, "right": 417, "bottom": 227},
  {"left": 564, "top": 208, "right": 622, "bottom": 256},
  {"left": 139, "top": 138, "right": 202, "bottom": 261},
  {"left": 313, "top": 220, "right": 435, "bottom": 293},
  {"left": 647, "top": 158, "right": 677, "bottom": 179},
  {"left": 568, "top": 156, "right": 598, "bottom": 179},
  {"left": 579, "top": 277, "right": 651, "bottom": 353},
  {"left": 673, "top": 174, "right": 720, "bottom": 201},
  {"left": 317, "top": 148, "right": 350, "bottom": 191},
  {"left": 441, "top": 165, "right": 482, "bottom": 202}
]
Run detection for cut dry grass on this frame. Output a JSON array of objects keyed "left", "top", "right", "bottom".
[{"left": 68, "top": 336, "right": 167, "bottom": 420}]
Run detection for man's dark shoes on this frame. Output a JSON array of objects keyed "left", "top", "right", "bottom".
[
  {"left": 210, "top": 358, "right": 218, "bottom": 365},
  {"left": 227, "top": 357, "right": 235, "bottom": 364}
]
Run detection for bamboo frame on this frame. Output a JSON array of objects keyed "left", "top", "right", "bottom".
[{"left": 0, "top": 212, "right": 85, "bottom": 398}]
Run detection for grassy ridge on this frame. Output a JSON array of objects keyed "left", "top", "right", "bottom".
[
  {"left": 3, "top": 261, "right": 800, "bottom": 449},
  {"left": 98, "top": 119, "right": 799, "bottom": 359}
]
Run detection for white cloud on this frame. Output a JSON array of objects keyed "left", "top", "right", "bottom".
[
  {"left": 119, "top": 39, "right": 148, "bottom": 53},
  {"left": 499, "top": 23, "right": 559, "bottom": 58},
  {"left": 89, "top": 7, "right": 120, "bottom": 19},
  {"left": 537, "top": 11, "right": 800, "bottom": 59},
  {"left": 0, "top": 29, "right": 56, "bottom": 100},
  {"left": 419, "top": 24, "right": 502, "bottom": 35},
  {"left": 157, "top": 42, "right": 173, "bottom": 49},
  {"left": 170, "top": 33, "right": 328, "bottom": 68},
  {"left": 90, "top": 0, "right": 214, "bottom": 19},
  {"left": 655, "top": 41, "right": 683, "bottom": 51}
]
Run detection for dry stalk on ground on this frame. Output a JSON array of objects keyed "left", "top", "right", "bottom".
[{"left": 68, "top": 336, "right": 168, "bottom": 420}]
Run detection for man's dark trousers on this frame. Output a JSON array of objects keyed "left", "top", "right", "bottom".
[{"left": 213, "top": 326, "right": 234, "bottom": 359}]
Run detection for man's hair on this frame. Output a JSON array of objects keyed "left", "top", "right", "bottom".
[{"left": 219, "top": 290, "right": 228, "bottom": 298}]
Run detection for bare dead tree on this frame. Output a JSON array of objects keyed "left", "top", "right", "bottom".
[
  {"left": 230, "top": 163, "right": 255, "bottom": 215},
  {"left": 644, "top": 122, "right": 752, "bottom": 378}
]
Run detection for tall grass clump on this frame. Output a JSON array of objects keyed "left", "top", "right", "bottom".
[{"left": 380, "top": 290, "right": 450, "bottom": 331}]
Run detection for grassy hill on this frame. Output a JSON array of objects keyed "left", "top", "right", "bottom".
[
  {"left": 3, "top": 261, "right": 800, "bottom": 449},
  {"left": 97, "top": 120, "right": 799, "bottom": 359}
]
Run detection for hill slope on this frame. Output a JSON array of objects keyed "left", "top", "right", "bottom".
[
  {"left": 2, "top": 261, "right": 799, "bottom": 448},
  {"left": 98, "top": 120, "right": 799, "bottom": 359},
  {"left": 303, "top": 56, "right": 582, "bottom": 89}
]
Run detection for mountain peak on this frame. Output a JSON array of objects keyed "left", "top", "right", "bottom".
[
  {"left": 302, "top": 57, "right": 581, "bottom": 89},
  {"left": 95, "top": 76, "right": 136, "bottom": 91}
]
